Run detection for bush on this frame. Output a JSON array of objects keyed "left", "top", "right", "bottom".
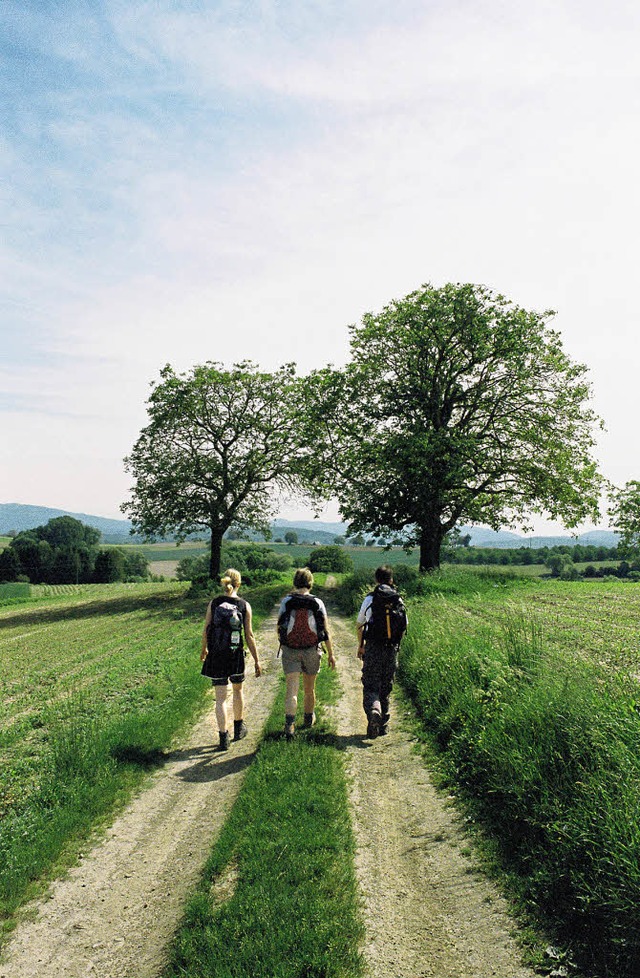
[{"left": 307, "top": 545, "right": 353, "bottom": 574}]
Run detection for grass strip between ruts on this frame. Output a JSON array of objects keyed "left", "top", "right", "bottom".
[{"left": 165, "top": 663, "right": 365, "bottom": 978}]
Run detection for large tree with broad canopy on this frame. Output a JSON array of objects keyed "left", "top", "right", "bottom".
[
  {"left": 302, "top": 282, "right": 604, "bottom": 571},
  {"left": 123, "top": 362, "right": 305, "bottom": 579}
]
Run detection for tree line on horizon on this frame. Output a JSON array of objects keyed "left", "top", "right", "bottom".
[
  {"left": 0, "top": 516, "right": 149, "bottom": 585},
  {"left": 119, "top": 281, "right": 640, "bottom": 579}
]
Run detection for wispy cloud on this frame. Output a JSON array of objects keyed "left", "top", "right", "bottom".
[{"left": 2, "top": 0, "right": 639, "bottom": 517}]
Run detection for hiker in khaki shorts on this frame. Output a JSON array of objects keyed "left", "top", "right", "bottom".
[{"left": 277, "top": 568, "right": 336, "bottom": 740}]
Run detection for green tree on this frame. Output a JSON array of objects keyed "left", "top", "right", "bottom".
[
  {"left": 0, "top": 546, "right": 21, "bottom": 582},
  {"left": 304, "top": 283, "right": 603, "bottom": 571},
  {"left": 123, "top": 362, "right": 306, "bottom": 579},
  {"left": 307, "top": 545, "right": 353, "bottom": 573},
  {"left": 608, "top": 480, "right": 640, "bottom": 556},
  {"left": 93, "top": 549, "right": 127, "bottom": 583},
  {"left": 284, "top": 530, "right": 299, "bottom": 545}
]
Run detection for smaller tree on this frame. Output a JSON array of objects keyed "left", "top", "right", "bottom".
[
  {"left": 123, "top": 362, "right": 308, "bottom": 579},
  {"left": 284, "top": 530, "right": 299, "bottom": 545},
  {"left": 94, "top": 549, "right": 127, "bottom": 583},
  {"left": 608, "top": 481, "right": 640, "bottom": 557},
  {"left": 307, "top": 545, "right": 353, "bottom": 573},
  {"left": 0, "top": 547, "right": 21, "bottom": 582}
]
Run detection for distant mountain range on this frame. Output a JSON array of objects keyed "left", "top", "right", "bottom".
[
  {"left": 0, "top": 504, "right": 619, "bottom": 549},
  {"left": 0, "top": 504, "right": 137, "bottom": 541}
]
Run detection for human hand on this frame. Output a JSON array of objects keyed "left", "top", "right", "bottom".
[{"left": 254, "top": 660, "right": 262, "bottom": 677}]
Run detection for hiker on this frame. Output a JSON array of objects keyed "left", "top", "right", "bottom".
[
  {"left": 200, "top": 568, "right": 261, "bottom": 751},
  {"left": 357, "top": 565, "right": 407, "bottom": 738},
  {"left": 277, "top": 568, "right": 336, "bottom": 739}
]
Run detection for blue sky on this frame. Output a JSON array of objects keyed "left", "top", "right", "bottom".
[{"left": 2, "top": 0, "right": 639, "bottom": 530}]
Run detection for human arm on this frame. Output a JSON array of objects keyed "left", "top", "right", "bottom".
[
  {"left": 323, "top": 630, "right": 336, "bottom": 670},
  {"left": 357, "top": 622, "right": 365, "bottom": 659},
  {"left": 356, "top": 595, "right": 371, "bottom": 658},
  {"left": 243, "top": 603, "right": 262, "bottom": 677},
  {"left": 200, "top": 603, "right": 212, "bottom": 661}
]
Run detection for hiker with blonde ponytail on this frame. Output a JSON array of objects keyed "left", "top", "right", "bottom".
[{"left": 200, "top": 568, "right": 261, "bottom": 751}]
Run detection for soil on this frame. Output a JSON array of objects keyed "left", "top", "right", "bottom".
[{"left": 1, "top": 609, "right": 538, "bottom": 978}]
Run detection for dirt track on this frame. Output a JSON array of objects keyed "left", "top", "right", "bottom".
[
  {"left": 329, "top": 614, "right": 536, "bottom": 978},
  {"left": 1, "top": 609, "right": 537, "bottom": 978}
]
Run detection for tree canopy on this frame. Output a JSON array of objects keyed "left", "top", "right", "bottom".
[
  {"left": 608, "top": 480, "right": 640, "bottom": 556},
  {"left": 303, "top": 282, "right": 603, "bottom": 570},
  {"left": 123, "top": 362, "right": 306, "bottom": 578},
  {"left": 0, "top": 516, "right": 144, "bottom": 584}
]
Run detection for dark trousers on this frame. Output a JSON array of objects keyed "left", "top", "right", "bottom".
[{"left": 361, "top": 640, "right": 398, "bottom": 720}]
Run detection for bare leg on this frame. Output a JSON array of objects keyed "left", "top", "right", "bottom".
[
  {"left": 302, "top": 673, "right": 316, "bottom": 715},
  {"left": 214, "top": 684, "right": 229, "bottom": 733},
  {"left": 232, "top": 682, "right": 244, "bottom": 721},
  {"left": 285, "top": 672, "right": 300, "bottom": 717}
]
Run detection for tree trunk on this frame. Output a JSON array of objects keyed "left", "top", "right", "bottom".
[
  {"left": 418, "top": 522, "right": 446, "bottom": 572},
  {"left": 209, "top": 525, "right": 224, "bottom": 580}
]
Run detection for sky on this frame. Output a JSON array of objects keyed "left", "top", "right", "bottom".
[{"left": 2, "top": 0, "right": 639, "bottom": 533}]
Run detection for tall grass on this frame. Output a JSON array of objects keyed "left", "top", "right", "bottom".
[
  {"left": 0, "top": 581, "right": 282, "bottom": 929},
  {"left": 399, "top": 590, "right": 640, "bottom": 976},
  {"left": 166, "top": 665, "right": 364, "bottom": 978}
]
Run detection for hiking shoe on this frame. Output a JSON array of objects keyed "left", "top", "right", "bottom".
[
  {"left": 233, "top": 720, "right": 248, "bottom": 741},
  {"left": 217, "top": 731, "right": 229, "bottom": 751},
  {"left": 379, "top": 723, "right": 388, "bottom": 736},
  {"left": 303, "top": 712, "right": 316, "bottom": 728},
  {"left": 367, "top": 711, "right": 382, "bottom": 739}
]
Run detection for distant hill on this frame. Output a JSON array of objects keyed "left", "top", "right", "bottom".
[
  {"left": 0, "top": 504, "right": 619, "bottom": 550},
  {"left": 0, "top": 504, "right": 135, "bottom": 541}
]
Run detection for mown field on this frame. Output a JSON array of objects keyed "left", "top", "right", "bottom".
[
  {"left": 398, "top": 575, "right": 640, "bottom": 976},
  {"left": 0, "top": 583, "right": 200, "bottom": 922},
  {"left": 2, "top": 572, "right": 639, "bottom": 976}
]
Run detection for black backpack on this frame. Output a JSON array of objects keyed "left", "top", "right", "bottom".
[
  {"left": 364, "top": 585, "right": 407, "bottom": 645},
  {"left": 206, "top": 599, "right": 244, "bottom": 654},
  {"left": 278, "top": 593, "right": 328, "bottom": 649}
]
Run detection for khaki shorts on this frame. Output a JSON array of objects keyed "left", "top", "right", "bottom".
[{"left": 280, "top": 644, "right": 322, "bottom": 675}]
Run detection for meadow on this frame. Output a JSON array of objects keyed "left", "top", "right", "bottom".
[
  {"left": 398, "top": 575, "right": 640, "bottom": 976},
  {"left": 2, "top": 569, "right": 639, "bottom": 976},
  {"left": 0, "top": 578, "right": 284, "bottom": 928}
]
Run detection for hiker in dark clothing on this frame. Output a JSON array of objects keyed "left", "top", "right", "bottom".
[
  {"left": 201, "top": 568, "right": 261, "bottom": 751},
  {"left": 356, "top": 566, "right": 407, "bottom": 739}
]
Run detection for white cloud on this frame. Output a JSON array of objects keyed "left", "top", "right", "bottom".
[{"left": 3, "top": 0, "right": 640, "bottom": 526}]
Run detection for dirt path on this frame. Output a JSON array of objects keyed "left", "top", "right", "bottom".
[
  {"left": 2, "top": 607, "right": 539, "bottom": 978},
  {"left": 0, "top": 618, "right": 281, "bottom": 978},
  {"left": 328, "top": 613, "right": 537, "bottom": 978}
]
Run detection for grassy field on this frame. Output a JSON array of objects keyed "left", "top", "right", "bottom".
[
  {"left": 0, "top": 579, "right": 284, "bottom": 929},
  {"left": 398, "top": 575, "right": 640, "bottom": 976}
]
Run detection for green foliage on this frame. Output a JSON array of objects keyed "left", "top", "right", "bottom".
[
  {"left": 608, "top": 479, "right": 640, "bottom": 556},
  {"left": 3, "top": 517, "right": 102, "bottom": 584},
  {"left": 122, "top": 361, "right": 310, "bottom": 579},
  {"left": 398, "top": 584, "right": 640, "bottom": 976},
  {"left": 307, "top": 544, "right": 354, "bottom": 574},
  {"left": 284, "top": 529, "right": 298, "bottom": 544},
  {"left": 177, "top": 543, "right": 293, "bottom": 586},
  {"left": 303, "top": 282, "right": 603, "bottom": 571}
]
